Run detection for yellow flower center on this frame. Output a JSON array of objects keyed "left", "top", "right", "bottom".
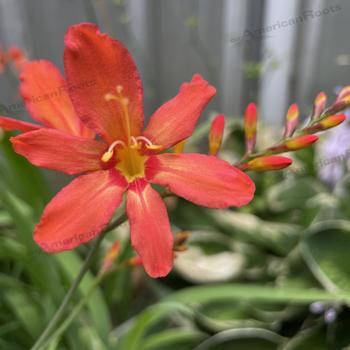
[
  {"left": 102, "top": 85, "right": 162, "bottom": 182},
  {"left": 115, "top": 145, "right": 146, "bottom": 182}
]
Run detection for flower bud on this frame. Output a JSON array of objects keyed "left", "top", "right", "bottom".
[
  {"left": 100, "top": 241, "right": 120, "bottom": 273},
  {"left": 209, "top": 114, "right": 225, "bottom": 156},
  {"left": 242, "top": 155, "right": 292, "bottom": 172},
  {"left": 174, "top": 231, "right": 191, "bottom": 252},
  {"left": 336, "top": 85, "right": 350, "bottom": 103},
  {"left": 244, "top": 103, "right": 257, "bottom": 154},
  {"left": 173, "top": 140, "right": 186, "bottom": 153},
  {"left": 312, "top": 92, "right": 327, "bottom": 120},
  {"left": 304, "top": 114, "right": 346, "bottom": 133},
  {"left": 284, "top": 134, "right": 319, "bottom": 151},
  {"left": 284, "top": 103, "right": 299, "bottom": 137},
  {"left": 7, "top": 46, "right": 28, "bottom": 72},
  {"left": 125, "top": 255, "right": 143, "bottom": 267}
]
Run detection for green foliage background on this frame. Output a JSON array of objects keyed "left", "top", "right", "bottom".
[{"left": 1, "top": 120, "right": 350, "bottom": 350}]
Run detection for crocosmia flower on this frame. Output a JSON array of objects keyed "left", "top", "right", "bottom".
[
  {"left": 0, "top": 59, "right": 94, "bottom": 138},
  {"left": 9, "top": 23, "right": 255, "bottom": 277}
]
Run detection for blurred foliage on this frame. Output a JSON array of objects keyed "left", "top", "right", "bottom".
[{"left": 1, "top": 115, "right": 350, "bottom": 350}]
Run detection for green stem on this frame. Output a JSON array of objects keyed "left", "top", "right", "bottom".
[
  {"left": 30, "top": 213, "right": 127, "bottom": 350},
  {"left": 42, "top": 273, "right": 106, "bottom": 349},
  {"left": 44, "top": 259, "right": 128, "bottom": 349}
]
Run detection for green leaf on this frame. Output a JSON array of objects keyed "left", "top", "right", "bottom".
[
  {"left": 0, "top": 188, "right": 64, "bottom": 301},
  {"left": 0, "top": 132, "right": 50, "bottom": 213},
  {"left": 266, "top": 177, "right": 325, "bottom": 212},
  {"left": 166, "top": 284, "right": 350, "bottom": 305},
  {"left": 195, "top": 300, "right": 275, "bottom": 332},
  {"left": 212, "top": 211, "right": 299, "bottom": 255},
  {"left": 116, "top": 302, "right": 193, "bottom": 350},
  {"left": 192, "top": 328, "right": 284, "bottom": 350},
  {"left": 55, "top": 252, "right": 112, "bottom": 340},
  {"left": 283, "top": 326, "right": 327, "bottom": 350},
  {"left": 301, "top": 220, "right": 350, "bottom": 292},
  {"left": 143, "top": 328, "right": 204, "bottom": 350},
  {"left": 3, "top": 289, "right": 42, "bottom": 338}
]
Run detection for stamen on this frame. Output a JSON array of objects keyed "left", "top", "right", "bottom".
[
  {"left": 134, "top": 136, "right": 162, "bottom": 150},
  {"left": 104, "top": 85, "right": 132, "bottom": 143},
  {"left": 101, "top": 140, "right": 126, "bottom": 162},
  {"left": 130, "top": 136, "right": 141, "bottom": 150}
]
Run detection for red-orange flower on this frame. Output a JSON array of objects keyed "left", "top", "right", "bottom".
[
  {"left": 8, "top": 23, "right": 255, "bottom": 278},
  {"left": 0, "top": 60, "right": 94, "bottom": 137},
  {"left": 7, "top": 46, "right": 28, "bottom": 72},
  {"left": 0, "top": 46, "right": 7, "bottom": 73}
]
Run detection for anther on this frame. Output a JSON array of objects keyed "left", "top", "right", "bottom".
[
  {"left": 116, "top": 85, "right": 123, "bottom": 94},
  {"left": 101, "top": 140, "right": 126, "bottom": 162},
  {"left": 104, "top": 93, "right": 117, "bottom": 102},
  {"left": 130, "top": 136, "right": 142, "bottom": 150},
  {"left": 134, "top": 136, "right": 162, "bottom": 150}
]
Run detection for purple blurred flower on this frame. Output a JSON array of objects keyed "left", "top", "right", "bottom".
[
  {"left": 324, "top": 308, "right": 337, "bottom": 324},
  {"left": 317, "top": 87, "right": 350, "bottom": 186}
]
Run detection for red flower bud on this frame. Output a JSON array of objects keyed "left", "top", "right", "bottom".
[
  {"left": 100, "top": 241, "right": 121, "bottom": 273},
  {"left": 312, "top": 92, "right": 327, "bottom": 119},
  {"left": 7, "top": 46, "right": 28, "bottom": 72},
  {"left": 336, "top": 85, "right": 350, "bottom": 103},
  {"left": 242, "top": 155, "right": 292, "bottom": 172},
  {"left": 209, "top": 114, "right": 225, "bottom": 156},
  {"left": 173, "top": 140, "right": 186, "bottom": 153},
  {"left": 125, "top": 255, "right": 143, "bottom": 267},
  {"left": 284, "top": 103, "right": 299, "bottom": 137},
  {"left": 244, "top": 103, "right": 257, "bottom": 153},
  {"left": 304, "top": 114, "right": 346, "bottom": 133},
  {"left": 284, "top": 134, "right": 318, "bottom": 151}
]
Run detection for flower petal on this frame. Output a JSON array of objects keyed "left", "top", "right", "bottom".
[
  {"left": 127, "top": 179, "right": 173, "bottom": 278},
  {"left": 143, "top": 74, "right": 216, "bottom": 149},
  {"left": 20, "top": 60, "right": 94, "bottom": 138},
  {"left": 35, "top": 169, "right": 127, "bottom": 252},
  {"left": 146, "top": 153, "right": 255, "bottom": 208},
  {"left": 0, "top": 116, "right": 41, "bottom": 132},
  {"left": 11, "top": 128, "right": 106, "bottom": 175},
  {"left": 64, "top": 23, "right": 144, "bottom": 142}
]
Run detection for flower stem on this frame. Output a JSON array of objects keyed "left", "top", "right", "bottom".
[
  {"left": 41, "top": 260, "right": 127, "bottom": 349},
  {"left": 41, "top": 273, "right": 105, "bottom": 349},
  {"left": 30, "top": 213, "right": 127, "bottom": 350}
]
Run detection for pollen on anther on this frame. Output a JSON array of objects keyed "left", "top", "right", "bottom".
[
  {"left": 104, "top": 93, "right": 115, "bottom": 102},
  {"left": 116, "top": 85, "right": 123, "bottom": 94},
  {"left": 146, "top": 144, "right": 163, "bottom": 150},
  {"left": 102, "top": 151, "right": 113, "bottom": 163}
]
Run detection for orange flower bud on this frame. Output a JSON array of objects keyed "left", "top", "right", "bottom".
[
  {"left": 7, "top": 46, "right": 28, "bottom": 72},
  {"left": 284, "top": 134, "right": 318, "bottom": 151},
  {"left": 284, "top": 103, "right": 299, "bottom": 137},
  {"left": 244, "top": 103, "right": 257, "bottom": 153},
  {"left": 100, "top": 241, "right": 121, "bottom": 273},
  {"left": 125, "top": 255, "right": 143, "bottom": 267},
  {"left": 336, "top": 85, "right": 350, "bottom": 103},
  {"left": 305, "top": 114, "right": 346, "bottom": 133},
  {"left": 312, "top": 92, "right": 327, "bottom": 119},
  {"left": 319, "top": 114, "right": 346, "bottom": 129},
  {"left": 325, "top": 88, "right": 350, "bottom": 115},
  {"left": 209, "top": 114, "right": 225, "bottom": 156},
  {"left": 0, "top": 47, "right": 6, "bottom": 73},
  {"left": 243, "top": 155, "right": 292, "bottom": 172},
  {"left": 173, "top": 140, "right": 186, "bottom": 153},
  {"left": 174, "top": 231, "right": 190, "bottom": 251}
]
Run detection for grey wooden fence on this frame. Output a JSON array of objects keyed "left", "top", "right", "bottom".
[{"left": 0, "top": 0, "right": 349, "bottom": 126}]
